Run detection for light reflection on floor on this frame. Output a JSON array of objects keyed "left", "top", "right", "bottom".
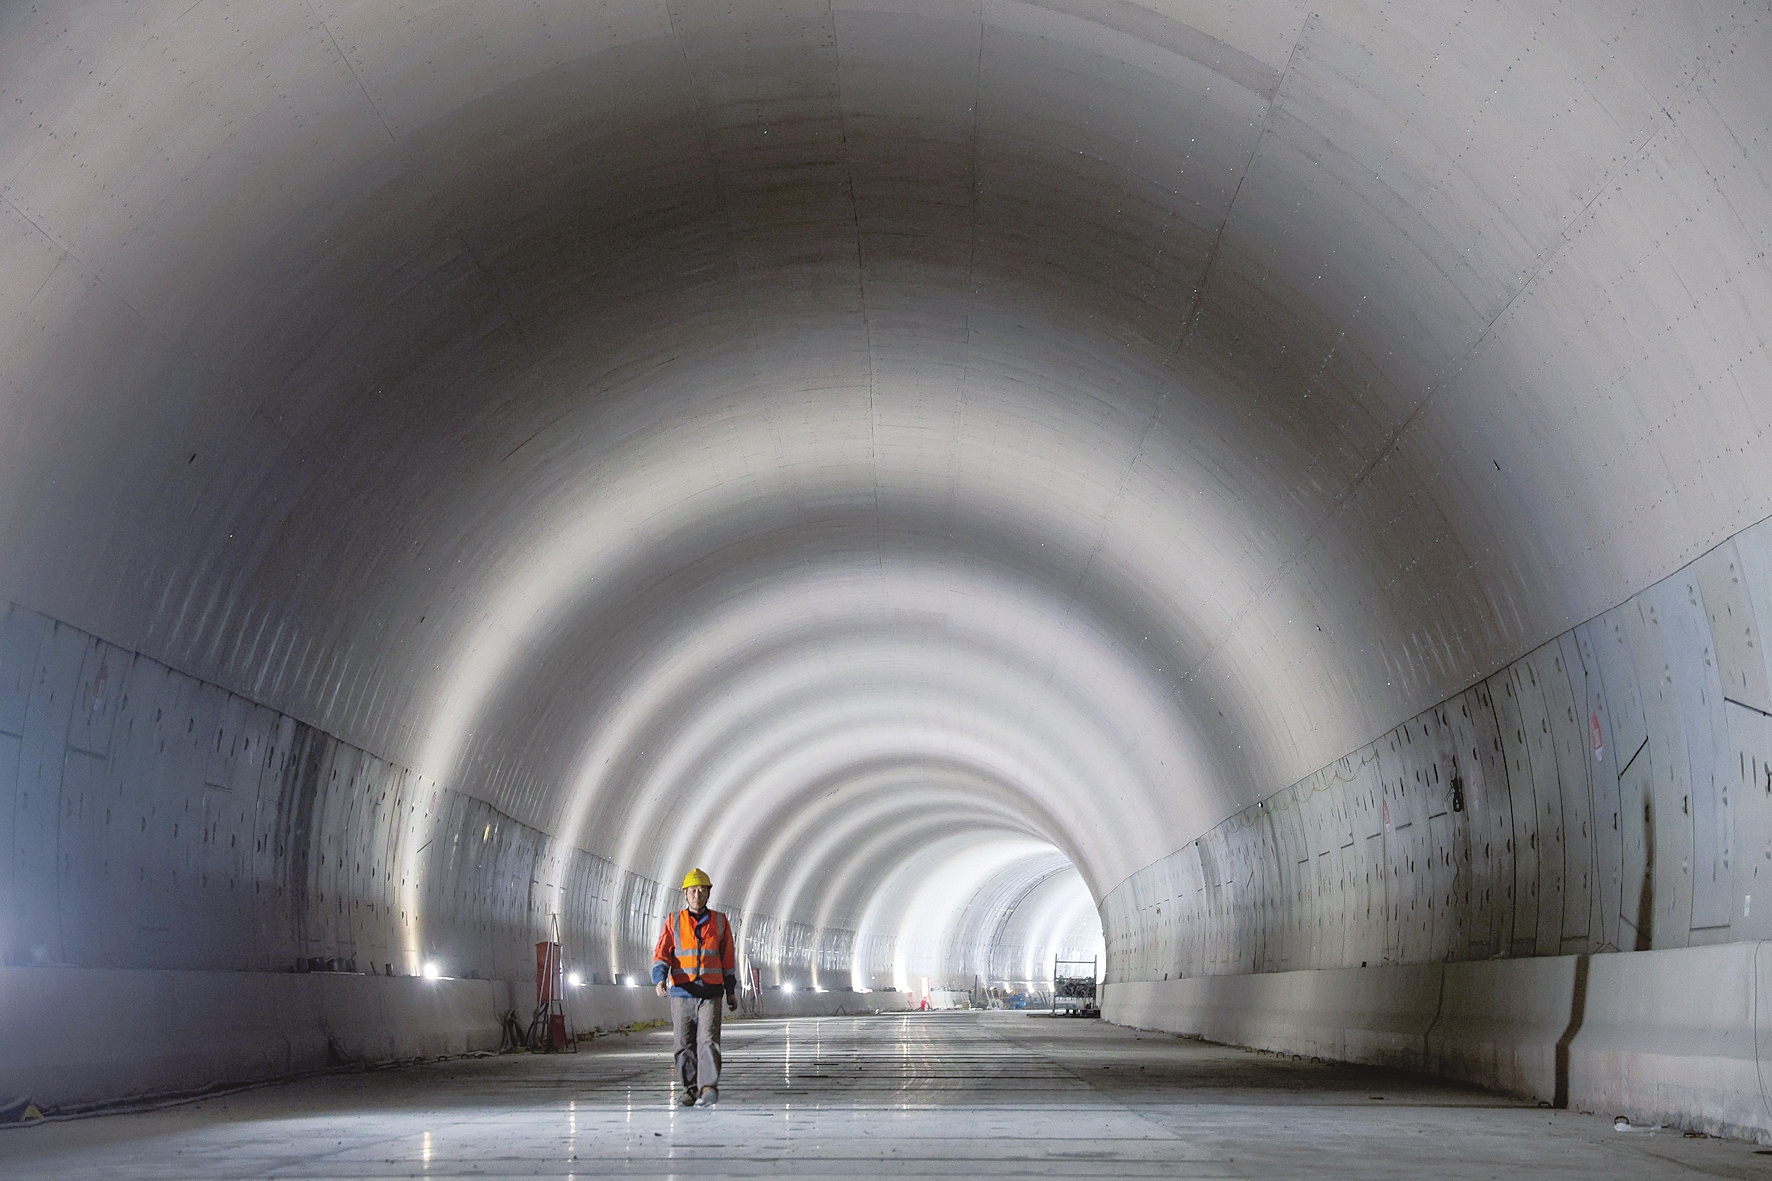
[{"left": 1, "top": 1012, "right": 1764, "bottom": 1178}]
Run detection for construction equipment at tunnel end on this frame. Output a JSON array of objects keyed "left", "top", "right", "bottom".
[{"left": 1052, "top": 956, "right": 1101, "bottom": 1018}]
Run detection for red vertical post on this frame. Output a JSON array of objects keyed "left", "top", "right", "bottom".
[
  {"left": 536, "top": 942, "right": 560, "bottom": 1006},
  {"left": 535, "top": 941, "right": 567, "bottom": 1049}
]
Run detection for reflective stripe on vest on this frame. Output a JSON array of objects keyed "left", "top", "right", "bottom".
[{"left": 669, "top": 909, "right": 730, "bottom": 987}]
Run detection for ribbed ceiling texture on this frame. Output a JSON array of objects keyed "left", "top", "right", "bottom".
[{"left": 2, "top": 1, "right": 1768, "bottom": 986}]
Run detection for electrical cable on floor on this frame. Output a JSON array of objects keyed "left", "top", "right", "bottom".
[{"left": 499, "top": 1009, "right": 526, "bottom": 1053}]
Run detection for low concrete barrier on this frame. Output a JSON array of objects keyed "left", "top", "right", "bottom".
[
  {"left": 756, "top": 990, "right": 917, "bottom": 1018},
  {"left": 0, "top": 967, "right": 511, "bottom": 1111},
  {"left": 565, "top": 985, "right": 916, "bottom": 1029},
  {"left": 1424, "top": 955, "right": 1576, "bottom": 1100},
  {"left": 0, "top": 970, "right": 925, "bottom": 1112},
  {"left": 562, "top": 984, "right": 661, "bottom": 1033},
  {"left": 1104, "top": 941, "right": 1772, "bottom": 1142},
  {"left": 1570, "top": 944, "right": 1768, "bottom": 1141},
  {"left": 1105, "top": 964, "right": 1443, "bottom": 1068},
  {"left": 1232, "top": 963, "right": 1443, "bottom": 1067}
]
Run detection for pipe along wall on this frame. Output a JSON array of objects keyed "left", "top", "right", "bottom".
[{"left": 1105, "top": 515, "right": 1772, "bottom": 1140}]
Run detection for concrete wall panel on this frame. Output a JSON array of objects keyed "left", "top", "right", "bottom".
[
  {"left": 1570, "top": 626, "right": 1624, "bottom": 951},
  {"left": 1493, "top": 666, "right": 1546, "bottom": 956},
  {"left": 1104, "top": 512, "right": 1772, "bottom": 980},
  {"left": 1548, "top": 637, "right": 1596, "bottom": 947},
  {"left": 1663, "top": 573, "right": 1738, "bottom": 934},
  {"left": 0, "top": 604, "right": 901, "bottom": 1002},
  {"left": 1629, "top": 584, "right": 1700, "bottom": 946},
  {"left": 1452, "top": 686, "right": 1513, "bottom": 961}
]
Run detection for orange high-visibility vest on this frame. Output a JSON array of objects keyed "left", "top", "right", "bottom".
[{"left": 654, "top": 908, "right": 736, "bottom": 990}]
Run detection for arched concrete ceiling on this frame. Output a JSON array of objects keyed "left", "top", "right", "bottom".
[{"left": 2, "top": 1, "right": 1769, "bottom": 951}]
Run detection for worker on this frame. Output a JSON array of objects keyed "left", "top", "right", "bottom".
[{"left": 653, "top": 867, "right": 738, "bottom": 1107}]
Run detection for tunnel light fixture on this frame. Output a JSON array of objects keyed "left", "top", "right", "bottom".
[
  {"left": 422, "top": 961, "right": 441, "bottom": 980},
  {"left": 567, "top": 971, "right": 583, "bottom": 987},
  {"left": 781, "top": 981, "right": 796, "bottom": 993},
  {"left": 624, "top": 976, "right": 637, "bottom": 987}
]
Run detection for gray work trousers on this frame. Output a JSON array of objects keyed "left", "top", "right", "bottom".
[{"left": 670, "top": 995, "right": 723, "bottom": 1093}]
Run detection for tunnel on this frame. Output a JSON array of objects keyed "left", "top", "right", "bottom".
[{"left": 3, "top": 0, "right": 1772, "bottom": 1172}]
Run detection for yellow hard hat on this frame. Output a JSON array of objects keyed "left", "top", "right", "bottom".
[{"left": 682, "top": 868, "right": 712, "bottom": 889}]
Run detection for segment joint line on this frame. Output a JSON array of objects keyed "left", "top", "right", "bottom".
[
  {"left": 1058, "top": 14, "right": 1314, "bottom": 670},
  {"left": 306, "top": 0, "right": 399, "bottom": 146},
  {"left": 826, "top": 0, "right": 885, "bottom": 573},
  {"left": 1172, "top": 21, "right": 1717, "bottom": 706}
]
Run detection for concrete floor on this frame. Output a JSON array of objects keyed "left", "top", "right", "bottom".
[{"left": 2, "top": 1013, "right": 1767, "bottom": 1179}]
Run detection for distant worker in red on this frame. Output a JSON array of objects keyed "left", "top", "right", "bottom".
[{"left": 653, "top": 867, "right": 738, "bottom": 1107}]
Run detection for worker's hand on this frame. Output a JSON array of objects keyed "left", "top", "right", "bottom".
[
  {"left": 727, "top": 994, "right": 738, "bottom": 1012},
  {"left": 655, "top": 981, "right": 668, "bottom": 998}
]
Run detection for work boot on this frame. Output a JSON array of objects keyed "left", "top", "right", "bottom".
[
  {"left": 679, "top": 1087, "right": 698, "bottom": 1107},
  {"left": 696, "top": 1086, "right": 718, "bottom": 1107}
]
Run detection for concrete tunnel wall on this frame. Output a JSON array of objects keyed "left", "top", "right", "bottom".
[
  {"left": 1104, "top": 514, "right": 1772, "bottom": 1140},
  {"left": 2, "top": 0, "right": 1772, "bottom": 1133},
  {"left": 1106, "top": 522, "right": 1772, "bottom": 977}
]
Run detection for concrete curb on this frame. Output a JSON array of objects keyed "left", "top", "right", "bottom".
[
  {"left": 0, "top": 969, "right": 922, "bottom": 1113},
  {"left": 0, "top": 967, "right": 510, "bottom": 1111},
  {"left": 1103, "top": 941, "right": 1772, "bottom": 1142}
]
